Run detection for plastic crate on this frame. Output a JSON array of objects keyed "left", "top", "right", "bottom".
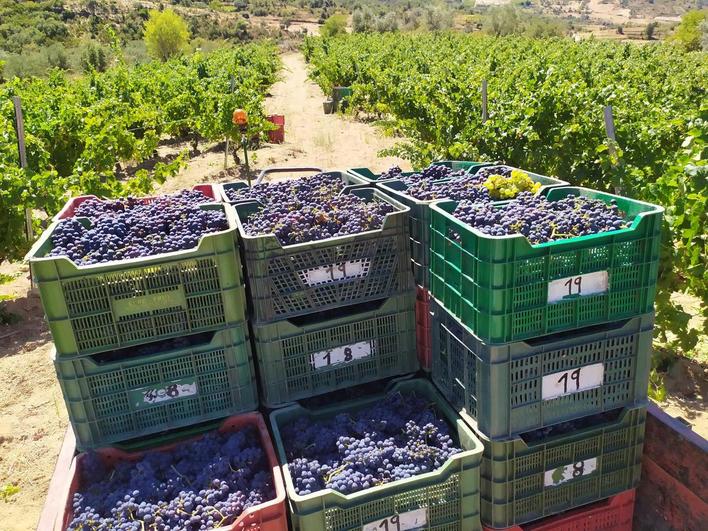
[
  {"left": 267, "top": 114, "right": 285, "bottom": 144},
  {"left": 482, "top": 488, "right": 635, "bottom": 530},
  {"left": 431, "top": 297, "right": 652, "bottom": 439},
  {"left": 416, "top": 286, "right": 432, "bottom": 371},
  {"left": 477, "top": 406, "right": 645, "bottom": 528},
  {"left": 251, "top": 292, "right": 417, "bottom": 408},
  {"left": 54, "top": 324, "right": 258, "bottom": 450},
  {"left": 52, "top": 184, "right": 218, "bottom": 221},
  {"left": 28, "top": 203, "right": 246, "bottom": 359},
  {"left": 269, "top": 378, "right": 485, "bottom": 531},
  {"left": 380, "top": 167, "right": 566, "bottom": 288},
  {"left": 346, "top": 160, "right": 489, "bottom": 186},
  {"left": 234, "top": 187, "right": 414, "bottom": 324},
  {"left": 429, "top": 187, "right": 663, "bottom": 344},
  {"left": 56, "top": 412, "right": 288, "bottom": 531}
]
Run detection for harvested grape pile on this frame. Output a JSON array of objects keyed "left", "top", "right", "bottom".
[
  {"left": 453, "top": 191, "right": 628, "bottom": 244},
  {"left": 405, "top": 166, "right": 540, "bottom": 202},
  {"left": 67, "top": 426, "right": 275, "bottom": 531},
  {"left": 47, "top": 190, "right": 227, "bottom": 265},
  {"left": 230, "top": 173, "right": 395, "bottom": 245},
  {"left": 281, "top": 391, "right": 461, "bottom": 496},
  {"left": 380, "top": 163, "right": 466, "bottom": 184}
]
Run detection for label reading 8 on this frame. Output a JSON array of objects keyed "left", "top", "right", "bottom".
[
  {"left": 542, "top": 363, "right": 605, "bottom": 401},
  {"left": 362, "top": 508, "right": 428, "bottom": 531},
  {"left": 311, "top": 341, "right": 374, "bottom": 369},
  {"left": 300, "top": 259, "right": 371, "bottom": 286},
  {"left": 544, "top": 457, "right": 598, "bottom": 487},
  {"left": 131, "top": 378, "right": 198, "bottom": 409},
  {"left": 547, "top": 271, "right": 609, "bottom": 304}
]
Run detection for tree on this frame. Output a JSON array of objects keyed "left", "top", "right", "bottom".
[
  {"left": 144, "top": 9, "right": 190, "bottom": 61},
  {"left": 670, "top": 9, "right": 707, "bottom": 51},
  {"left": 81, "top": 43, "right": 108, "bottom": 72},
  {"left": 483, "top": 6, "right": 521, "bottom": 36},
  {"left": 643, "top": 21, "right": 658, "bottom": 40},
  {"left": 320, "top": 14, "right": 347, "bottom": 37}
]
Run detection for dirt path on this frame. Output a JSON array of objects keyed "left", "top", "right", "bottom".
[{"left": 0, "top": 51, "right": 409, "bottom": 531}]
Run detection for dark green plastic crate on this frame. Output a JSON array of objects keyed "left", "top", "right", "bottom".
[
  {"left": 346, "top": 160, "right": 488, "bottom": 186},
  {"left": 270, "top": 378, "right": 484, "bottom": 531},
  {"left": 252, "top": 292, "right": 417, "bottom": 408},
  {"left": 429, "top": 187, "right": 663, "bottom": 344},
  {"left": 380, "top": 168, "right": 566, "bottom": 288},
  {"left": 430, "top": 296, "right": 653, "bottom": 440},
  {"left": 28, "top": 203, "right": 246, "bottom": 358},
  {"left": 476, "top": 406, "right": 646, "bottom": 528},
  {"left": 235, "top": 187, "right": 414, "bottom": 324},
  {"left": 54, "top": 324, "right": 258, "bottom": 450}
]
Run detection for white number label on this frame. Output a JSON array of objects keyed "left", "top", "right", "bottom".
[
  {"left": 544, "top": 458, "right": 598, "bottom": 487},
  {"left": 300, "top": 259, "right": 371, "bottom": 286},
  {"left": 311, "top": 341, "right": 373, "bottom": 369},
  {"left": 547, "top": 271, "right": 608, "bottom": 303},
  {"left": 362, "top": 508, "right": 428, "bottom": 531},
  {"left": 132, "top": 379, "right": 198, "bottom": 408},
  {"left": 542, "top": 363, "right": 605, "bottom": 400}
]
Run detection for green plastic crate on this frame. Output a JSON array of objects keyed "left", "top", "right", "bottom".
[
  {"left": 235, "top": 187, "right": 414, "bottom": 324},
  {"left": 429, "top": 187, "right": 663, "bottom": 344},
  {"left": 430, "top": 296, "right": 653, "bottom": 440},
  {"left": 380, "top": 168, "right": 567, "bottom": 288},
  {"left": 252, "top": 292, "right": 417, "bottom": 407},
  {"left": 27, "top": 203, "right": 246, "bottom": 358},
  {"left": 477, "top": 406, "right": 646, "bottom": 528},
  {"left": 269, "top": 378, "right": 484, "bottom": 531},
  {"left": 346, "top": 160, "right": 489, "bottom": 186},
  {"left": 54, "top": 324, "right": 258, "bottom": 450}
]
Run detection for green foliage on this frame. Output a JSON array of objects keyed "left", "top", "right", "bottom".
[
  {"left": 644, "top": 21, "right": 658, "bottom": 41},
  {"left": 81, "top": 43, "right": 109, "bottom": 72},
  {"left": 304, "top": 32, "right": 707, "bottom": 344},
  {"left": 144, "top": 9, "right": 191, "bottom": 61},
  {"left": 0, "top": 483, "right": 20, "bottom": 502},
  {"left": 0, "top": 43, "right": 280, "bottom": 263},
  {"left": 670, "top": 9, "right": 708, "bottom": 51},
  {"left": 320, "top": 14, "right": 348, "bottom": 38},
  {"left": 648, "top": 369, "right": 667, "bottom": 402}
]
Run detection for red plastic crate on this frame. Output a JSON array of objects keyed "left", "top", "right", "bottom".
[
  {"left": 54, "top": 184, "right": 218, "bottom": 220},
  {"left": 266, "top": 114, "right": 285, "bottom": 144},
  {"left": 416, "top": 286, "right": 432, "bottom": 371},
  {"left": 56, "top": 412, "right": 288, "bottom": 531},
  {"left": 482, "top": 489, "right": 635, "bottom": 531}
]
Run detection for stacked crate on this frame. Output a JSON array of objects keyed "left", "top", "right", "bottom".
[
  {"left": 28, "top": 186, "right": 258, "bottom": 450},
  {"left": 427, "top": 183, "right": 664, "bottom": 529},
  {"left": 221, "top": 171, "right": 418, "bottom": 408}
]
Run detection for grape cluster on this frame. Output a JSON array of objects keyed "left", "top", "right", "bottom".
[
  {"left": 453, "top": 191, "right": 628, "bottom": 244},
  {"left": 281, "top": 391, "right": 461, "bottom": 496},
  {"left": 67, "top": 426, "right": 275, "bottom": 531},
  {"left": 232, "top": 173, "right": 395, "bottom": 245},
  {"left": 380, "top": 163, "right": 466, "bottom": 185},
  {"left": 48, "top": 191, "right": 228, "bottom": 265}
]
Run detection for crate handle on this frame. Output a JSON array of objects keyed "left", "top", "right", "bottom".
[{"left": 256, "top": 167, "right": 323, "bottom": 185}]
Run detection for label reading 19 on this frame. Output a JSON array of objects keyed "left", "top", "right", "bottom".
[
  {"left": 131, "top": 378, "right": 198, "bottom": 409},
  {"left": 542, "top": 363, "right": 605, "bottom": 400},
  {"left": 311, "top": 341, "right": 373, "bottom": 369},
  {"left": 547, "top": 271, "right": 609, "bottom": 303},
  {"left": 544, "top": 457, "right": 598, "bottom": 487},
  {"left": 301, "top": 259, "right": 371, "bottom": 286},
  {"left": 362, "top": 508, "right": 428, "bottom": 531}
]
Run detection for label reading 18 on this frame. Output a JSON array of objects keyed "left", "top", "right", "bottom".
[
  {"left": 547, "top": 271, "right": 609, "bottom": 303},
  {"left": 311, "top": 341, "right": 374, "bottom": 369},
  {"left": 544, "top": 457, "right": 598, "bottom": 487},
  {"left": 542, "top": 363, "right": 604, "bottom": 400},
  {"left": 301, "top": 259, "right": 371, "bottom": 286},
  {"left": 131, "top": 378, "right": 198, "bottom": 409},
  {"left": 362, "top": 508, "right": 428, "bottom": 531}
]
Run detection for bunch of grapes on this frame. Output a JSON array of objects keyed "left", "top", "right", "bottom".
[
  {"left": 47, "top": 191, "right": 228, "bottom": 265},
  {"left": 235, "top": 174, "right": 395, "bottom": 245},
  {"left": 379, "top": 163, "right": 467, "bottom": 185},
  {"left": 67, "top": 426, "right": 275, "bottom": 531},
  {"left": 223, "top": 173, "right": 345, "bottom": 205},
  {"left": 281, "top": 391, "right": 461, "bottom": 496},
  {"left": 453, "top": 191, "right": 628, "bottom": 244},
  {"left": 378, "top": 166, "right": 403, "bottom": 181}
]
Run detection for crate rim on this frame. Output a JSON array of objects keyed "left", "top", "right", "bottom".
[
  {"left": 26, "top": 202, "right": 237, "bottom": 269},
  {"left": 269, "top": 377, "right": 484, "bottom": 505},
  {"left": 233, "top": 186, "right": 411, "bottom": 250},
  {"left": 430, "top": 186, "right": 664, "bottom": 250},
  {"left": 57, "top": 411, "right": 285, "bottom": 531}
]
